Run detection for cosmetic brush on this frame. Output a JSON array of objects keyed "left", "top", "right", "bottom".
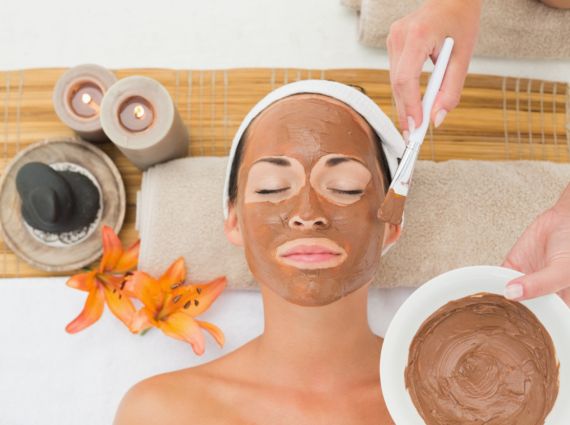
[{"left": 378, "top": 37, "right": 455, "bottom": 225}]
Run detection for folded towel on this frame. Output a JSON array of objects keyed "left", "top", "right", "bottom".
[
  {"left": 137, "top": 157, "right": 570, "bottom": 289},
  {"left": 341, "top": 0, "right": 570, "bottom": 59}
]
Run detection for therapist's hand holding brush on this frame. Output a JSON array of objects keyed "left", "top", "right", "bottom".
[
  {"left": 387, "top": 0, "right": 483, "bottom": 142},
  {"left": 388, "top": 0, "right": 570, "bottom": 308}
]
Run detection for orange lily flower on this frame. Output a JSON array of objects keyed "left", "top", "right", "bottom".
[
  {"left": 126, "top": 257, "right": 226, "bottom": 355},
  {"left": 66, "top": 225, "right": 141, "bottom": 334}
]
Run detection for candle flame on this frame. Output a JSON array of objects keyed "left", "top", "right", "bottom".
[
  {"left": 134, "top": 105, "right": 145, "bottom": 119},
  {"left": 82, "top": 93, "right": 92, "bottom": 104}
]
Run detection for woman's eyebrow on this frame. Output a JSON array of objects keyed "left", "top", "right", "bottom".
[
  {"left": 325, "top": 157, "right": 366, "bottom": 167},
  {"left": 253, "top": 157, "right": 291, "bottom": 166}
]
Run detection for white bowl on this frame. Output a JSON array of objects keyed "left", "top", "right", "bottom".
[{"left": 380, "top": 265, "right": 570, "bottom": 425}]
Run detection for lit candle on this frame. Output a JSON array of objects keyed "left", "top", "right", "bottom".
[
  {"left": 53, "top": 64, "right": 117, "bottom": 142},
  {"left": 71, "top": 83, "right": 102, "bottom": 117},
  {"left": 100, "top": 76, "right": 189, "bottom": 171},
  {"left": 119, "top": 96, "right": 153, "bottom": 132}
]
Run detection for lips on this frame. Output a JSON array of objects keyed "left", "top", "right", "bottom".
[
  {"left": 276, "top": 238, "right": 347, "bottom": 269},
  {"left": 282, "top": 244, "right": 340, "bottom": 262}
]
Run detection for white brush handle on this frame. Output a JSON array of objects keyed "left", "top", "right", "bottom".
[
  {"left": 408, "top": 37, "right": 454, "bottom": 147},
  {"left": 389, "top": 37, "right": 454, "bottom": 197}
]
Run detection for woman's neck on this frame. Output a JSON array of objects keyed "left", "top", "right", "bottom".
[{"left": 249, "top": 282, "right": 382, "bottom": 391}]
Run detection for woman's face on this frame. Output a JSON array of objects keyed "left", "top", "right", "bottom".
[{"left": 229, "top": 93, "right": 390, "bottom": 306}]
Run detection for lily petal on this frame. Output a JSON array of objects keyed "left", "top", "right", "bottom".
[
  {"left": 65, "top": 285, "right": 105, "bottom": 334},
  {"left": 96, "top": 272, "right": 126, "bottom": 292},
  {"left": 111, "top": 239, "right": 141, "bottom": 273},
  {"left": 159, "top": 312, "right": 206, "bottom": 355},
  {"left": 125, "top": 271, "right": 163, "bottom": 311},
  {"left": 197, "top": 321, "right": 225, "bottom": 348},
  {"left": 160, "top": 284, "right": 196, "bottom": 318},
  {"left": 121, "top": 285, "right": 138, "bottom": 300},
  {"left": 66, "top": 270, "right": 97, "bottom": 292},
  {"left": 100, "top": 225, "right": 124, "bottom": 273},
  {"left": 103, "top": 285, "right": 136, "bottom": 329},
  {"left": 130, "top": 307, "right": 157, "bottom": 333},
  {"left": 158, "top": 257, "right": 186, "bottom": 293},
  {"left": 121, "top": 273, "right": 137, "bottom": 298},
  {"left": 184, "top": 277, "right": 226, "bottom": 317}
]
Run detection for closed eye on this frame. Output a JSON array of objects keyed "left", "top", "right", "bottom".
[
  {"left": 330, "top": 189, "right": 364, "bottom": 196},
  {"left": 255, "top": 188, "right": 290, "bottom": 194}
]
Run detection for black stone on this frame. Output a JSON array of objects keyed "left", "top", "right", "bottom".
[{"left": 16, "top": 162, "right": 100, "bottom": 233}]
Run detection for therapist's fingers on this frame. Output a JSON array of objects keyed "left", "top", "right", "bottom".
[
  {"left": 429, "top": 50, "right": 470, "bottom": 128},
  {"left": 387, "top": 33, "right": 400, "bottom": 120},
  {"left": 390, "top": 83, "right": 410, "bottom": 144},
  {"left": 553, "top": 180, "right": 570, "bottom": 212},
  {"left": 503, "top": 261, "right": 570, "bottom": 306},
  {"left": 387, "top": 0, "right": 483, "bottom": 137},
  {"left": 502, "top": 183, "right": 570, "bottom": 306},
  {"left": 391, "top": 26, "right": 430, "bottom": 135},
  {"left": 558, "top": 287, "right": 570, "bottom": 306},
  {"left": 387, "top": 27, "right": 410, "bottom": 143}
]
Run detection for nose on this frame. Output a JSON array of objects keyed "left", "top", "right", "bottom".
[
  {"left": 288, "top": 187, "right": 329, "bottom": 230},
  {"left": 288, "top": 215, "right": 329, "bottom": 230}
]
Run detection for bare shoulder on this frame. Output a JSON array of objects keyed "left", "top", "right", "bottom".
[
  {"left": 113, "top": 345, "right": 256, "bottom": 425},
  {"left": 113, "top": 373, "right": 168, "bottom": 425},
  {"left": 113, "top": 366, "right": 221, "bottom": 425}
]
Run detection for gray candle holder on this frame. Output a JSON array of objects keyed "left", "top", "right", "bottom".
[
  {"left": 53, "top": 64, "right": 117, "bottom": 142},
  {"left": 100, "top": 76, "right": 189, "bottom": 171}
]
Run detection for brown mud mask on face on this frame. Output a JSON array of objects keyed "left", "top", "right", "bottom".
[
  {"left": 405, "top": 293, "right": 559, "bottom": 425},
  {"left": 377, "top": 188, "right": 405, "bottom": 225},
  {"left": 235, "top": 94, "right": 389, "bottom": 306}
]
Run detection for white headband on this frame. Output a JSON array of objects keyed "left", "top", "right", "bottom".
[{"left": 222, "top": 79, "right": 406, "bottom": 254}]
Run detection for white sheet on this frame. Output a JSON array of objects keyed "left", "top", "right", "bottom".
[{"left": 0, "top": 277, "right": 415, "bottom": 425}]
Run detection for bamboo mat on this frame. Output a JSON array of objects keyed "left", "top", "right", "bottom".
[{"left": 1, "top": 68, "right": 569, "bottom": 279}]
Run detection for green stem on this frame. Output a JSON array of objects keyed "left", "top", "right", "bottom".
[
  {"left": 81, "top": 267, "right": 93, "bottom": 272},
  {"left": 139, "top": 327, "right": 152, "bottom": 336}
]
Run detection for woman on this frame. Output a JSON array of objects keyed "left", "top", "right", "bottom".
[
  {"left": 114, "top": 80, "right": 405, "bottom": 424},
  {"left": 113, "top": 79, "right": 570, "bottom": 424}
]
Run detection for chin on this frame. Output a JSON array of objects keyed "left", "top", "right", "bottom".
[
  {"left": 266, "top": 276, "right": 365, "bottom": 307},
  {"left": 283, "top": 292, "right": 343, "bottom": 307}
]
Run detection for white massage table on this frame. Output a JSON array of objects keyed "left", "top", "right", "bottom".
[{"left": 0, "top": 278, "right": 415, "bottom": 424}]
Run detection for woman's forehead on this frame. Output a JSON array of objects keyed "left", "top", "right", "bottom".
[
  {"left": 252, "top": 93, "right": 373, "bottom": 133},
  {"left": 243, "top": 93, "right": 377, "bottom": 162}
]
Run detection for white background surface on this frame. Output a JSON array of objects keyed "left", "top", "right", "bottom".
[
  {"left": 0, "top": 279, "right": 414, "bottom": 425},
  {"left": 1, "top": 1, "right": 569, "bottom": 424},
  {"left": 1, "top": 0, "right": 570, "bottom": 83}
]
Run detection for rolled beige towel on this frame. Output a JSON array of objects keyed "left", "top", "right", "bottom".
[
  {"left": 136, "top": 157, "right": 570, "bottom": 289},
  {"left": 341, "top": 0, "right": 361, "bottom": 11},
  {"left": 342, "top": 0, "right": 570, "bottom": 59}
]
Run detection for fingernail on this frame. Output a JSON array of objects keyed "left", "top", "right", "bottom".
[
  {"left": 434, "top": 109, "right": 448, "bottom": 128},
  {"left": 403, "top": 130, "right": 410, "bottom": 144},
  {"left": 407, "top": 116, "right": 415, "bottom": 133},
  {"left": 504, "top": 283, "right": 524, "bottom": 300}
]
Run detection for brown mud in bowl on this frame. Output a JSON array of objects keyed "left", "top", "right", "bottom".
[{"left": 405, "top": 293, "right": 559, "bottom": 425}]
